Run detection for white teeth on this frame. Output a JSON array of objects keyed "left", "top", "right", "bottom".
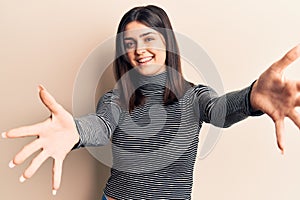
[{"left": 137, "top": 57, "right": 152, "bottom": 63}]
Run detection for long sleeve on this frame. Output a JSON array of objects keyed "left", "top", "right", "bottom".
[
  {"left": 73, "top": 90, "right": 121, "bottom": 148},
  {"left": 193, "top": 82, "right": 263, "bottom": 128}
]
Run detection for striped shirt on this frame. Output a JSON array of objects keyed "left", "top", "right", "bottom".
[{"left": 74, "top": 71, "right": 262, "bottom": 199}]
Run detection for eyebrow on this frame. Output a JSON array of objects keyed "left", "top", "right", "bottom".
[{"left": 124, "top": 32, "right": 156, "bottom": 40}]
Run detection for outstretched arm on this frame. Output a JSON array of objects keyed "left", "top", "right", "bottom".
[
  {"left": 2, "top": 86, "right": 121, "bottom": 195},
  {"left": 250, "top": 44, "right": 300, "bottom": 154}
]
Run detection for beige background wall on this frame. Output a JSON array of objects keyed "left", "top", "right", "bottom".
[{"left": 1, "top": 0, "right": 300, "bottom": 199}]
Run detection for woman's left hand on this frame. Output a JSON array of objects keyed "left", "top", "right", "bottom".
[{"left": 250, "top": 44, "right": 300, "bottom": 154}]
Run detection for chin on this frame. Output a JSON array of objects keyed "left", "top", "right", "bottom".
[
  {"left": 135, "top": 69, "right": 159, "bottom": 76},
  {"left": 135, "top": 65, "right": 166, "bottom": 76}
]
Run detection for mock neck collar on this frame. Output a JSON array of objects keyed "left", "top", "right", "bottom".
[{"left": 131, "top": 70, "right": 167, "bottom": 92}]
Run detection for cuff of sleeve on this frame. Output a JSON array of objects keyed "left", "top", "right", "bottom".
[
  {"left": 71, "top": 118, "right": 84, "bottom": 150},
  {"left": 247, "top": 80, "right": 264, "bottom": 116},
  {"left": 71, "top": 138, "right": 81, "bottom": 150}
]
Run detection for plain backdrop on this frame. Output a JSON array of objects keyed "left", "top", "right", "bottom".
[{"left": 1, "top": 0, "right": 300, "bottom": 199}]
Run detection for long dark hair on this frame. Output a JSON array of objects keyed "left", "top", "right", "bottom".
[{"left": 114, "top": 5, "right": 187, "bottom": 112}]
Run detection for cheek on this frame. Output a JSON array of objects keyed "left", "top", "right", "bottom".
[
  {"left": 153, "top": 49, "right": 166, "bottom": 63},
  {"left": 152, "top": 41, "right": 166, "bottom": 63},
  {"left": 126, "top": 52, "right": 135, "bottom": 64}
]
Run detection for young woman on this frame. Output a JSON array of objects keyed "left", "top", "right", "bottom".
[{"left": 2, "top": 5, "right": 300, "bottom": 200}]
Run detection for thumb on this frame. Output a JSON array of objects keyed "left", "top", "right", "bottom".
[
  {"left": 38, "top": 85, "right": 62, "bottom": 115},
  {"left": 272, "top": 44, "right": 300, "bottom": 73}
]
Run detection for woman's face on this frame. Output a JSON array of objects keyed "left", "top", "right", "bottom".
[{"left": 124, "top": 21, "right": 167, "bottom": 76}]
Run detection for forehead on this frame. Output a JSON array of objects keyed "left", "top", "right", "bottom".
[{"left": 124, "top": 21, "right": 159, "bottom": 38}]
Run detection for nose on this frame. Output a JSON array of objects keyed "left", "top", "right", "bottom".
[{"left": 135, "top": 41, "right": 146, "bottom": 54}]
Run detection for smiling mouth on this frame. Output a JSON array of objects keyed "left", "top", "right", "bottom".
[{"left": 136, "top": 56, "right": 153, "bottom": 65}]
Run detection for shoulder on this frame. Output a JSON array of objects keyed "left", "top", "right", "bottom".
[
  {"left": 180, "top": 83, "right": 219, "bottom": 107},
  {"left": 190, "top": 84, "right": 218, "bottom": 98},
  {"left": 183, "top": 82, "right": 215, "bottom": 97},
  {"left": 97, "top": 89, "right": 121, "bottom": 106}
]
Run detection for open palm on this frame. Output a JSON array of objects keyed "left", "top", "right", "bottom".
[
  {"left": 2, "top": 85, "right": 79, "bottom": 195},
  {"left": 250, "top": 44, "right": 300, "bottom": 154}
]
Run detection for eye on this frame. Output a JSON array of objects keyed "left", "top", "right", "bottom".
[
  {"left": 145, "top": 37, "right": 155, "bottom": 42},
  {"left": 124, "top": 41, "right": 136, "bottom": 49}
]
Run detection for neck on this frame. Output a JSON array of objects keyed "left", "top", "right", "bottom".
[{"left": 131, "top": 69, "right": 167, "bottom": 91}]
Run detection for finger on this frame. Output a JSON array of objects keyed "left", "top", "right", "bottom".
[
  {"left": 273, "top": 44, "right": 300, "bottom": 73},
  {"left": 22, "top": 151, "right": 49, "bottom": 179},
  {"left": 39, "top": 85, "right": 62, "bottom": 115},
  {"left": 14, "top": 139, "right": 42, "bottom": 165},
  {"left": 288, "top": 109, "right": 300, "bottom": 129},
  {"left": 5, "top": 121, "right": 45, "bottom": 138},
  {"left": 275, "top": 119, "right": 285, "bottom": 154},
  {"left": 52, "top": 159, "right": 63, "bottom": 193},
  {"left": 297, "top": 81, "right": 300, "bottom": 91},
  {"left": 296, "top": 96, "right": 300, "bottom": 106}
]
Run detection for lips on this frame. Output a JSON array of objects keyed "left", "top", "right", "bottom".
[{"left": 136, "top": 56, "right": 153, "bottom": 64}]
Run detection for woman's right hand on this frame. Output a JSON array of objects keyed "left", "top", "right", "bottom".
[{"left": 2, "top": 85, "right": 80, "bottom": 195}]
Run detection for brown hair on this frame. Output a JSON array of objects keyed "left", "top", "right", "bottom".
[{"left": 114, "top": 5, "right": 187, "bottom": 112}]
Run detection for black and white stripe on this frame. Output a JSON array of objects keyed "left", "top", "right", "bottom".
[{"left": 75, "top": 71, "right": 262, "bottom": 200}]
